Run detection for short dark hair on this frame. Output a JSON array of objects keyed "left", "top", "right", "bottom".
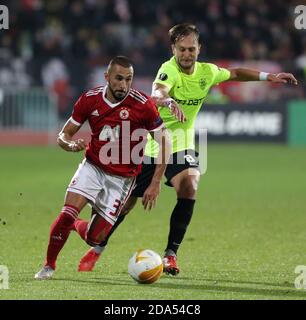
[
  {"left": 169, "top": 23, "right": 200, "bottom": 45},
  {"left": 108, "top": 56, "right": 133, "bottom": 71}
]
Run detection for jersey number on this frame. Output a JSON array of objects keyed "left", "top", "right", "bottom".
[
  {"left": 109, "top": 199, "right": 122, "bottom": 218},
  {"left": 184, "top": 155, "right": 195, "bottom": 164}
]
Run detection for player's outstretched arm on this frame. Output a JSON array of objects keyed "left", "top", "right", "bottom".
[
  {"left": 151, "top": 83, "right": 186, "bottom": 122},
  {"left": 57, "top": 119, "right": 86, "bottom": 152},
  {"left": 142, "top": 127, "right": 172, "bottom": 211},
  {"left": 228, "top": 68, "right": 298, "bottom": 85}
]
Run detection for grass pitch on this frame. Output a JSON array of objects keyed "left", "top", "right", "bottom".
[{"left": 0, "top": 144, "right": 306, "bottom": 300}]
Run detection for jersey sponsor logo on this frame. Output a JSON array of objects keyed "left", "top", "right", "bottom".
[
  {"left": 158, "top": 73, "right": 168, "bottom": 81},
  {"left": 119, "top": 108, "right": 129, "bottom": 120},
  {"left": 174, "top": 96, "right": 205, "bottom": 106},
  {"left": 199, "top": 78, "right": 206, "bottom": 90},
  {"left": 91, "top": 109, "right": 99, "bottom": 116}
]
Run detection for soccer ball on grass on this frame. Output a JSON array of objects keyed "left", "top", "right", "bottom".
[{"left": 128, "top": 249, "right": 163, "bottom": 284}]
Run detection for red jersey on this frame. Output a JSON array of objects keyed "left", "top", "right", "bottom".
[{"left": 71, "top": 86, "right": 163, "bottom": 177}]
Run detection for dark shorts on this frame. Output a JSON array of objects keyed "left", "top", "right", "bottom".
[{"left": 132, "top": 149, "right": 200, "bottom": 197}]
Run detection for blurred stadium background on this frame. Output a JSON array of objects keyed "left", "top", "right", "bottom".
[
  {"left": 1, "top": 0, "right": 306, "bottom": 300},
  {"left": 0, "top": 0, "right": 306, "bottom": 145}
]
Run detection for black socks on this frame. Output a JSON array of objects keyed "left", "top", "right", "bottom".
[{"left": 165, "top": 198, "right": 195, "bottom": 255}]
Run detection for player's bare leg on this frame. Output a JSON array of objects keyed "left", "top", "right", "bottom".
[
  {"left": 163, "top": 168, "right": 200, "bottom": 275},
  {"left": 78, "top": 196, "right": 138, "bottom": 272},
  {"left": 35, "top": 192, "right": 88, "bottom": 280}
]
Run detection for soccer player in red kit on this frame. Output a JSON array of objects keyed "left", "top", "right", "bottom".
[{"left": 35, "top": 56, "right": 171, "bottom": 280}]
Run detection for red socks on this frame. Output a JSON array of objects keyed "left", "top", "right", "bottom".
[
  {"left": 74, "top": 219, "right": 89, "bottom": 241},
  {"left": 45, "top": 205, "right": 113, "bottom": 269},
  {"left": 45, "top": 205, "right": 79, "bottom": 270}
]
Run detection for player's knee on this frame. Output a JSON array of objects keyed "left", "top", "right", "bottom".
[
  {"left": 177, "top": 176, "right": 199, "bottom": 199},
  {"left": 120, "top": 197, "right": 137, "bottom": 216}
]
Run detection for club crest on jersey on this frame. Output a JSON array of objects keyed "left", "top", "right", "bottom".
[
  {"left": 199, "top": 78, "right": 206, "bottom": 90},
  {"left": 119, "top": 108, "right": 129, "bottom": 120}
]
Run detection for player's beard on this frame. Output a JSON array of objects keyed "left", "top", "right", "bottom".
[
  {"left": 108, "top": 85, "right": 128, "bottom": 102},
  {"left": 178, "top": 58, "right": 195, "bottom": 72}
]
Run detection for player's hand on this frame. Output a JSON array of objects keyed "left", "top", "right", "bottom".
[
  {"left": 268, "top": 73, "right": 298, "bottom": 85},
  {"left": 164, "top": 98, "right": 186, "bottom": 123},
  {"left": 142, "top": 181, "right": 161, "bottom": 211},
  {"left": 70, "top": 138, "right": 86, "bottom": 152}
]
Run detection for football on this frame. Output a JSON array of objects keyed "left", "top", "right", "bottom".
[{"left": 128, "top": 249, "right": 163, "bottom": 284}]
